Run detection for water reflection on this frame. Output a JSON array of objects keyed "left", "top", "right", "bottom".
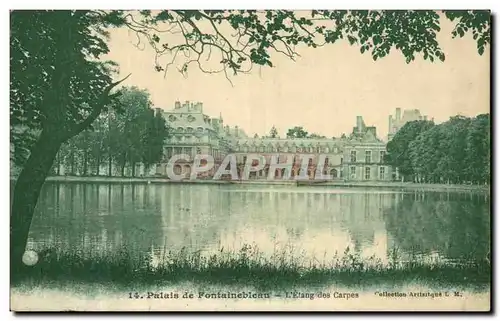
[
  {"left": 383, "top": 191, "right": 490, "bottom": 263},
  {"left": 27, "top": 183, "right": 490, "bottom": 266}
]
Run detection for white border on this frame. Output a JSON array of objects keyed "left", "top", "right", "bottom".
[{"left": 2, "top": 1, "right": 498, "bottom": 319}]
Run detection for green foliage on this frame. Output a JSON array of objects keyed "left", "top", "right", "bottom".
[
  {"left": 445, "top": 10, "right": 490, "bottom": 55},
  {"left": 12, "top": 244, "right": 490, "bottom": 291},
  {"left": 269, "top": 126, "right": 278, "bottom": 138},
  {"left": 125, "top": 10, "right": 490, "bottom": 77},
  {"left": 386, "top": 120, "right": 435, "bottom": 180},
  {"left": 286, "top": 126, "right": 309, "bottom": 138},
  {"left": 386, "top": 115, "right": 490, "bottom": 184},
  {"left": 56, "top": 87, "right": 169, "bottom": 177},
  {"left": 10, "top": 10, "right": 126, "bottom": 169},
  {"left": 284, "top": 127, "right": 328, "bottom": 139}
]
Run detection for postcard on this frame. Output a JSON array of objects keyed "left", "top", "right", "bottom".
[{"left": 10, "top": 9, "right": 491, "bottom": 312}]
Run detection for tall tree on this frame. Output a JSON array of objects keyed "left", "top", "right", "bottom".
[
  {"left": 286, "top": 126, "right": 309, "bottom": 138},
  {"left": 112, "top": 86, "right": 165, "bottom": 177},
  {"left": 409, "top": 125, "right": 442, "bottom": 183},
  {"left": 10, "top": 10, "right": 129, "bottom": 267},
  {"left": 407, "top": 115, "right": 490, "bottom": 184},
  {"left": 142, "top": 109, "right": 170, "bottom": 171},
  {"left": 269, "top": 126, "right": 278, "bottom": 138},
  {"left": 465, "top": 114, "right": 490, "bottom": 184},
  {"left": 385, "top": 120, "right": 435, "bottom": 182}
]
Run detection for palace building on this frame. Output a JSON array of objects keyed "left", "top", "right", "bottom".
[
  {"left": 388, "top": 108, "right": 429, "bottom": 141},
  {"left": 156, "top": 101, "right": 394, "bottom": 181}
]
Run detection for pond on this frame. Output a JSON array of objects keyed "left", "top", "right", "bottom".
[{"left": 27, "top": 183, "right": 490, "bottom": 267}]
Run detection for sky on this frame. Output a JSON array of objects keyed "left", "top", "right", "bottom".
[{"left": 104, "top": 12, "right": 490, "bottom": 140}]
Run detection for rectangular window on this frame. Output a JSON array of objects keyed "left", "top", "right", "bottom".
[
  {"left": 365, "top": 167, "right": 371, "bottom": 180},
  {"left": 350, "top": 166, "right": 356, "bottom": 179},
  {"left": 340, "top": 157, "right": 343, "bottom": 164},
  {"left": 379, "top": 166, "right": 385, "bottom": 180},
  {"left": 380, "top": 151, "right": 386, "bottom": 163},
  {"left": 350, "top": 150, "right": 357, "bottom": 163},
  {"left": 365, "top": 150, "right": 372, "bottom": 163}
]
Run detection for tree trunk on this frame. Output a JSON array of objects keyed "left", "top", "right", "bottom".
[
  {"left": 11, "top": 130, "right": 62, "bottom": 271},
  {"left": 70, "top": 150, "right": 75, "bottom": 175},
  {"left": 83, "top": 151, "right": 88, "bottom": 176},
  {"left": 121, "top": 158, "right": 126, "bottom": 177},
  {"left": 96, "top": 154, "right": 101, "bottom": 176},
  {"left": 56, "top": 153, "right": 61, "bottom": 175},
  {"left": 131, "top": 162, "right": 136, "bottom": 177},
  {"left": 108, "top": 156, "right": 112, "bottom": 177}
]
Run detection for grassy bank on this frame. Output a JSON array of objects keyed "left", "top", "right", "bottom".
[
  {"left": 11, "top": 245, "right": 491, "bottom": 293},
  {"left": 37, "top": 175, "right": 490, "bottom": 193}
]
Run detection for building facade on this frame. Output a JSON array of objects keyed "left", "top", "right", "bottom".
[
  {"left": 388, "top": 108, "right": 429, "bottom": 141},
  {"left": 155, "top": 101, "right": 394, "bottom": 181}
]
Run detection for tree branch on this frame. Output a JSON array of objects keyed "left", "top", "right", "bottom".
[{"left": 65, "top": 73, "right": 131, "bottom": 140}]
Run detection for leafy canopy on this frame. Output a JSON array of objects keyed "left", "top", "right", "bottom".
[
  {"left": 10, "top": 10, "right": 128, "bottom": 167},
  {"left": 386, "top": 115, "right": 490, "bottom": 184},
  {"left": 287, "top": 126, "right": 309, "bottom": 139},
  {"left": 113, "top": 10, "right": 490, "bottom": 80}
]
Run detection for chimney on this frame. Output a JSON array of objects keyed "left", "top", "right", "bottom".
[
  {"left": 155, "top": 107, "right": 162, "bottom": 116},
  {"left": 424, "top": 115, "right": 428, "bottom": 121},
  {"left": 356, "top": 116, "right": 364, "bottom": 132},
  {"left": 388, "top": 115, "right": 393, "bottom": 134},
  {"left": 184, "top": 100, "right": 189, "bottom": 108},
  {"left": 174, "top": 101, "right": 181, "bottom": 109},
  {"left": 396, "top": 108, "right": 401, "bottom": 121},
  {"left": 198, "top": 102, "right": 203, "bottom": 113}
]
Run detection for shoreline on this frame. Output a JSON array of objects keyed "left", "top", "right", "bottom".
[{"left": 37, "top": 175, "right": 491, "bottom": 193}]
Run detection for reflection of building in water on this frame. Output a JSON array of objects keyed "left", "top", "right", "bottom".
[
  {"left": 341, "top": 193, "right": 389, "bottom": 253},
  {"left": 206, "top": 188, "right": 396, "bottom": 264},
  {"left": 153, "top": 185, "right": 230, "bottom": 254},
  {"left": 28, "top": 184, "right": 166, "bottom": 256}
]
